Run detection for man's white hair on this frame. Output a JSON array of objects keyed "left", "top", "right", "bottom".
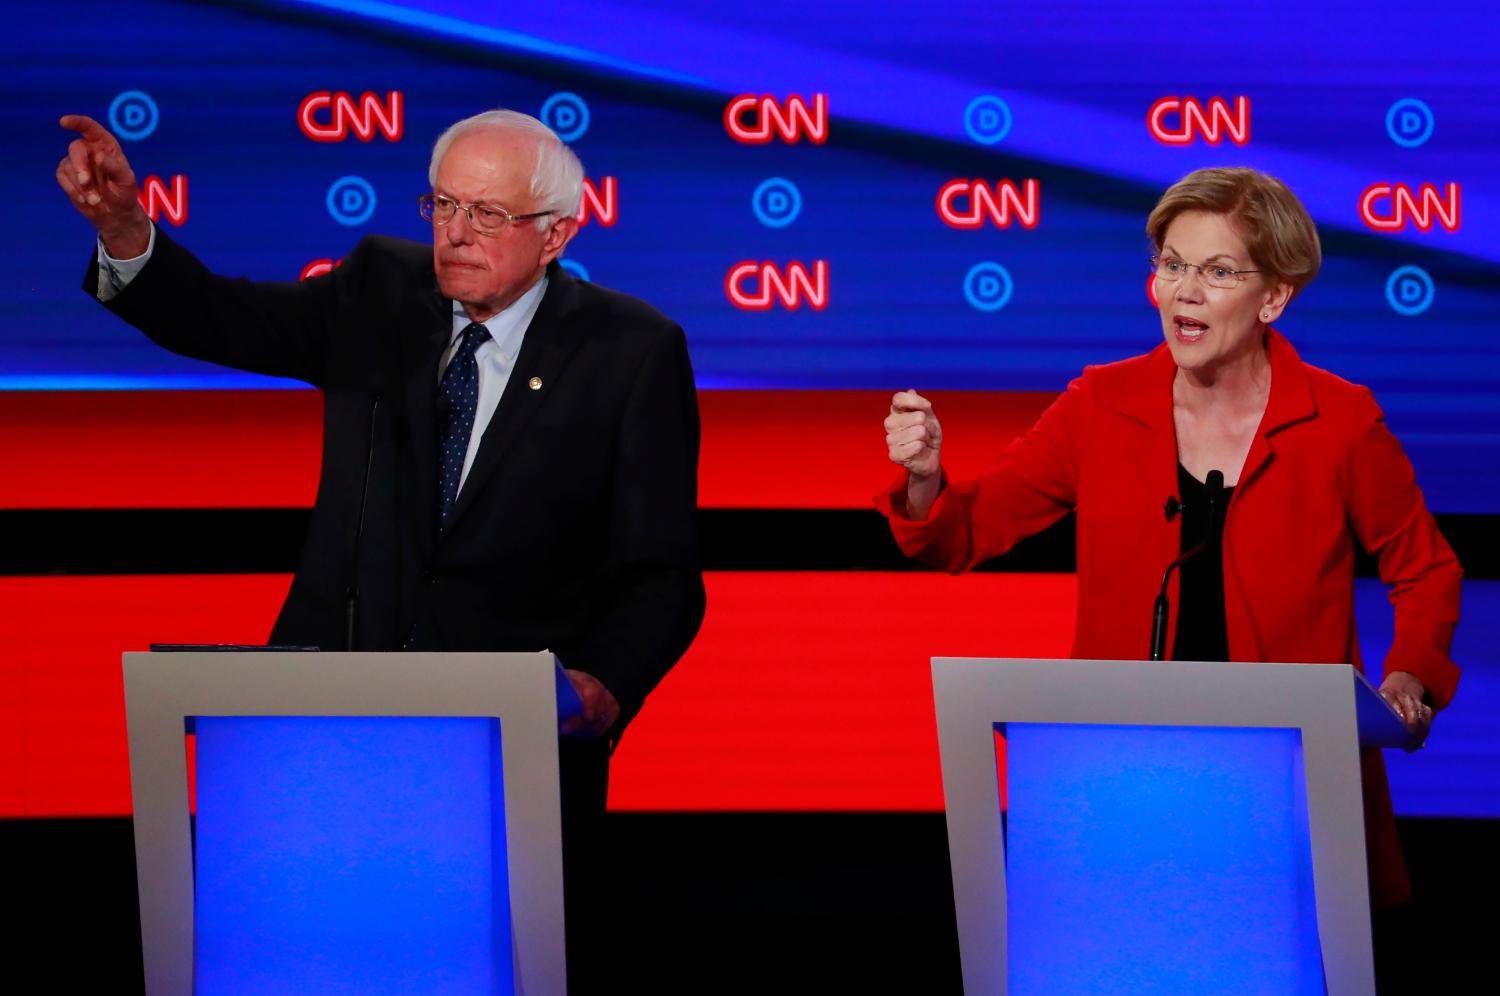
[{"left": 428, "top": 109, "right": 584, "bottom": 229}]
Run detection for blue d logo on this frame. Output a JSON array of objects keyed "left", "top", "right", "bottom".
[
  {"left": 1385, "top": 265, "right": 1434, "bottom": 316},
  {"left": 541, "top": 93, "right": 590, "bottom": 142},
  {"left": 108, "top": 90, "right": 160, "bottom": 141},
  {"left": 752, "top": 177, "right": 802, "bottom": 229},
  {"left": 326, "top": 176, "right": 377, "bottom": 227},
  {"left": 964, "top": 95, "right": 1012, "bottom": 146},
  {"left": 963, "top": 261, "right": 1014, "bottom": 312},
  {"left": 1385, "top": 98, "right": 1434, "bottom": 148}
]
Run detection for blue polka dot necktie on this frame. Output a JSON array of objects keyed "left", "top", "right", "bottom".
[{"left": 437, "top": 322, "right": 490, "bottom": 527}]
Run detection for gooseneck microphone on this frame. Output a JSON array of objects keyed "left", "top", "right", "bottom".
[
  {"left": 346, "top": 394, "right": 381, "bottom": 652},
  {"left": 1148, "top": 469, "right": 1223, "bottom": 661}
]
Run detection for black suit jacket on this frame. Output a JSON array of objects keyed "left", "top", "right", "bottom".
[{"left": 90, "top": 230, "right": 705, "bottom": 734}]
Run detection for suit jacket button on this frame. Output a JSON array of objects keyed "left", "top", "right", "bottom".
[{"left": 528, "top": 376, "right": 543, "bottom": 390}]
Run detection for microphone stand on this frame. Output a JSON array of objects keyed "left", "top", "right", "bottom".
[
  {"left": 1148, "top": 470, "right": 1223, "bottom": 661},
  {"left": 1149, "top": 542, "right": 1207, "bottom": 661},
  {"left": 346, "top": 395, "right": 380, "bottom": 652}
]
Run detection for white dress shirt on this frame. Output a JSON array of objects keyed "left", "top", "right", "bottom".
[{"left": 439, "top": 277, "right": 547, "bottom": 493}]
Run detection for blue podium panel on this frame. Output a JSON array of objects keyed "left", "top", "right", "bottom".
[
  {"left": 1001, "top": 724, "right": 1322, "bottom": 996},
  {"left": 193, "top": 717, "right": 513, "bottom": 996}
]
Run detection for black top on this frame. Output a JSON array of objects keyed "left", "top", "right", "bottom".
[{"left": 1173, "top": 463, "right": 1234, "bottom": 663}]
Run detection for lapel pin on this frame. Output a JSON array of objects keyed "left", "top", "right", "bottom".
[{"left": 528, "top": 376, "right": 543, "bottom": 391}]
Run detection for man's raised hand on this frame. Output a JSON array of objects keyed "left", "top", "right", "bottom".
[{"left": 57, "top": 115, "right": 151, "bottom": 258}]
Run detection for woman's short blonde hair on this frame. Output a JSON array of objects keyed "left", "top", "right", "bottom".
[{"left": 1147, "top": 167, "right": 1321, "bottom": 297}]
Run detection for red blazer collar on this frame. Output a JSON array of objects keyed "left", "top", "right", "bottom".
[
  {"left": 1259, "top": 329, "right": 1318, "bottom": 437},
  {"left": 1111, "top": 328, "right": 1317, "bottom": 437},
  {"left": 1108, "top": 329, "right": 1318, "bottom": 494}
]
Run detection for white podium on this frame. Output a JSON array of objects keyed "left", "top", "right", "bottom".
[
  {"left": 932, "top": 657, "right": 1408, "bottom": 996},
  {"left": 123, "top": 650, "right": 574, "bottom": 995}
]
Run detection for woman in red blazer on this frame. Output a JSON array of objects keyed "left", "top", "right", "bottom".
[{"left": 877, "top": 168, "right": 1461, "bottom": 913}]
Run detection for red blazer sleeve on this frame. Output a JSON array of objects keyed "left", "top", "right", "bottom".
[
  {"left": 1343, "top": 388, "right": 1463, "bottom": 706},
  {"left": 875, "top": 371, "right": 1097, "bottom": 572}
]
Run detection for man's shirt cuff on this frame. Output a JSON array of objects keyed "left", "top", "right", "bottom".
[{"left": 96, "top": 224, "right": 157, "bottom": 301}]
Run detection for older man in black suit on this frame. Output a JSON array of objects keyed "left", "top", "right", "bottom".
[{"left": 59, "top": 108, "right": 704, "bottom": 991}]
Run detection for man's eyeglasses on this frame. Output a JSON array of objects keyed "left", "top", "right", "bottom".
[
  {"left": 1150, "top": 255, "right": 1261, "bottom": 289},
  {"left": 418, "top": 193, "right": 555, "bottom": 236}
]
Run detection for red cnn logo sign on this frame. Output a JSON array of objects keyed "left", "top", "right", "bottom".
[
  {"left": 1359, "top": 183, "right": 1461, "bottom": 232},
  {"left": 725, "top": 261, "right": 829, "bottom": 311},
  {"left": 937, "top": 179, "right": 1040, "bottom": 229},
  {"left": 578, "top": 176, "right": 617, "bottom": 227},
  {"left": 300, "top": 258, "right": 342, "bottom": 281},
  {"left": 298, "top": 91, "right": 404, "bottom": 142},
  {"left": 1148, "top": 96, "right": 1250, "bottom": 146},
  {"left": 724, "top": 94, "right": 828, "bottom": 144},
  {"left": 137, "top": 175, "right": 187, "bottom": 226}
]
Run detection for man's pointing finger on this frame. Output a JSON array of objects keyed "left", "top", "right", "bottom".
[{"left": 60, "top": 114, "right": 111, "bottom": 142}]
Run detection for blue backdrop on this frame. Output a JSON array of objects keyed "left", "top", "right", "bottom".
[{"left": 6, "top": 0, "right": 1498, "bottom": 516}]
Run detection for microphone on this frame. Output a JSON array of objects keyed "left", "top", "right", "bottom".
[
  {"left": 1148, "top": 470, "right": 1224, "bottom": 661},
  {"left": 346, "top": 394, "right": 381, "bottom": 652}
]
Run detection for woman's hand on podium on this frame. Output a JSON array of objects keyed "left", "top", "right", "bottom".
[
  {"left": 886, "top": 390, "right": 943, "bottom": 520},
  {"left": 560, "top": 669, "right": 621, "bottom": 740},
  {"left": 1379, "top": 670, "right": 1433, "bottom": 752},
  {"left": 56, "top": 114, "right": 152, "bottom": 259}
]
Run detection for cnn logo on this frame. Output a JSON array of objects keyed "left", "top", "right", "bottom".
[
  {"left": 1359, "top": 183, "right": 1461, "bottom": 233},
  {"left": 1148, "top": 96, "right": 1250, "bottom": 146},
  {"left": 298, "top": 91, "right": 404, "bottom": 142},
  {"left": 137, "top": 175, "right": 187, "bottom": 226},
  {"left": 300, "top": 259, "right": 343, "bottom": 281},
  {"left": 937, "top": 179, "right": 1039, "bottom": 229},
  {"left": 578, "top": 176, "right": 617, "bottom": 228},
  {"left": 725, "top": 261, "right": 828, "bottom": 311},
  {"left": 724, "top": 94, "right": 828, "bottom": 144}
]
